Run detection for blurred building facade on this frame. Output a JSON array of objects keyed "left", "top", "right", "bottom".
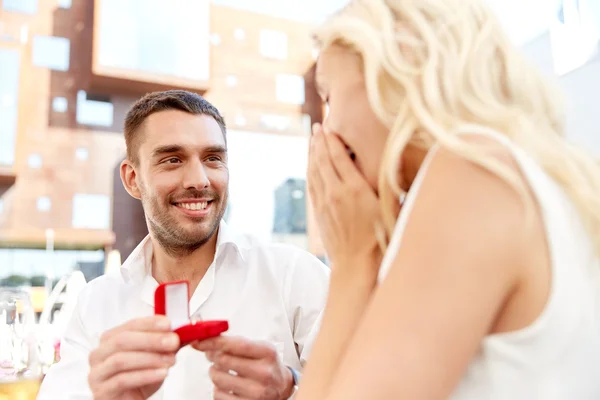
[{"left": 0, "top": 0, "right": 326, "bottom": 287}]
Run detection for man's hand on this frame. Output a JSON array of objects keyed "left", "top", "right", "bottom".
[
  {"left": 88, "top": 316, "right": 180, "bottom": 400},
  {"left": 192, "top": 336, "right": 295, "bottom": 400}
]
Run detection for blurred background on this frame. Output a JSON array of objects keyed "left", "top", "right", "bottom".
[{"left": 0, "top": 0, "right": 598, "bottom": 337}]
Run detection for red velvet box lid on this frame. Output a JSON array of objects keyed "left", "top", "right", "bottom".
[{"left": 154, "top": 280, "right": 229, "bottom": 346}]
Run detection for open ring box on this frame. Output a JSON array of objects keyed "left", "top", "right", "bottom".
[{"left": 154, "top": 280, "right": 229, "bottom": 347}]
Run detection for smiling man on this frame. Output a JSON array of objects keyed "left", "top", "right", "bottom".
[{"left": 38, "top": 90, "right": 329, "bottom": 400}]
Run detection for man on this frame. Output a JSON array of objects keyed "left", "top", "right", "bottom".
[{"left": 38, "top": 90, "right": 329, "bottom": 399}]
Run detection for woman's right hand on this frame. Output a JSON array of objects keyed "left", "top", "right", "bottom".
[{"left": 307, "top": 123, "right": 382, "bottom": 274}]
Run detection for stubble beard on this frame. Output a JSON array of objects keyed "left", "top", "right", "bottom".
[{"left": 141, "top": 188, "right": 228, "bottom": 258}]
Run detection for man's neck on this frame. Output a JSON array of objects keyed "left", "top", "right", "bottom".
[{"left": 151, "top": 230, "right": 219, "bottom": 295}]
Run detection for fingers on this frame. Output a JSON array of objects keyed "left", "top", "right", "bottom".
[
  {"left": 88, "top": 317, "right": 179, "bottom": 399},
  {"left": 323, "top": 132, "right": 361, "bottom": 181},
  {"left": 311, "top": 124, "right": 340, "bottom": 187},
  {"left": 213, "top": 387, "right": 239, "bottom": 400},
  {"left": 91, "top": 368, "right": 168, "bottom": 399},
  {"left": 308, "top": 124, "right": 326, "bottom": 201},
  {"left": 193, "top": 336, "right": 276, "bottom": 360},
  {"left": 90, "top": 331, "right": 180, "bottom": 366},
  {"left": 89, "top": 351, "right": 176, "bottom": 385},
  {"left": 99, "top": 316, "right": 171, "bottom": 342},
  {"left": 206, "top": 350, "right": 276, "bottom": 381},
  {"left": 209, "top": 364, "right": 264, "bottom": 399}
]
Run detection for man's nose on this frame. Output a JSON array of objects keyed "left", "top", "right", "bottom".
[{"left": 182, "top": 160, "right": 210, "bottom": 190}]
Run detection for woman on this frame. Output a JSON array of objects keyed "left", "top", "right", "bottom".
[{"left": 297, "top": 0, "right": 600, "bottom": 399}]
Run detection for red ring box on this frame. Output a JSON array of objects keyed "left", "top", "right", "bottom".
[{"left": 154, "top": 280, "right": 229, "bottom": 347}]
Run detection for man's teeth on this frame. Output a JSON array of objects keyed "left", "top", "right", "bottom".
[{"left": 179, "top": 202, "right": 208, "bottom": 211}]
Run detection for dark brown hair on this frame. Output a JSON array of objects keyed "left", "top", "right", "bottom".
[{"left": 124, "top": 90, "right": 226, "bottom": 164}]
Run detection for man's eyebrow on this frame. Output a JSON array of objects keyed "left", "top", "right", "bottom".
[
  {"left": 204, "top": 145, "right": 227, "bottom": 154},
  {"left": 151, "top": 144, "right": 184, "bottom": 158},
  {"left": 150, "top": 144, "right": 227, "bottom": 158}
]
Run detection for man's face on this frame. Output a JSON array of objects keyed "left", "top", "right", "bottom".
[{"left": 122, "top": 110, "right": 229, "bottom": 255}]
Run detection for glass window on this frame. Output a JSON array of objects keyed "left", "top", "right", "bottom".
[
  {"left": 36, "top": 197, "right": 51, "bottom": 212},
  {"left": 0, "top": 48, "right": 20, "bottom": 166},
  {"left": 226, "top": 130, "right": 309, "bottom": 246},
  {"left": 72, "top": 194, "right": 111, "bottom": 230},
  {"left": 260, "top": 114, "right": 291, "bottom": 131},
  {"left": 275, "top": 74, "right": 305, "bottom": 105},
  {"left": 75, "top": 148, "right": 89, "bottom": 161},
  {"left": 259, "top": 29, "right": 287, "bottom": 60},
  {"left": 226, "top": 75, "right": 238, "bottom": 87},
  {"left": 76, "top": 91, "right": 114, "bottom": 127},
  {"left": 0, "top": 248, "right": 105, "bottom": 284},
  {"left": 551, "top": 0, "right": 599, "bottom": 75},
  {"left": 2, "top": 0, "right": 37, "bottom": 14},
  {"left": 210, "top": 33, "right": 221, "bottom": 46},
  {"left": 32, "top": 36, "right": 70, "bottom": 71},
  {"left": 234, "top": 28, "right": 246, "bottom": 41},
  {"left": 52, "top": 97, "right": 68, "bottom": 113},
  {"left": 234, "top": 114, "right": 247, "bottom": 127},
  {"left": 58, "top": 0, "right": 72, "bottom": 9},
  {"left": 27, "top": 154, "right": 42, "bottom": 169},
  {"left": 96, "top": 0, "right": 210, "bottom": 81}
]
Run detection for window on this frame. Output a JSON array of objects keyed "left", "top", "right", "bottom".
[
  {"left": 226, "top": 75, "right": 238, "bottom": 87},
  {"left": 37, "top": 197, "right": 51, "bottom": 212},
  {"left": 275, "top": 74, "right": 305, "bottom": 105},
  {"left": 27, "top": 154, "right": 42, "bottom": 168},
  {"left": 75, "top": 148, "right": 89, "bottom": 161},
  {"left": 0, "top": 48, "right": 20, "bottom": 166},
  {"left": 1, "top": 94, "right": 14, "bottom": 107},
  {"left": 302, "top": 114, "right": 312, "bottom": 135},
  {"left": 20, "top": 25, "right": 28, "bottom": 44},
  {"left": 2, "top": 0, "right": 37, "bottom": 14},
  {"left": 0, "top": 199, "right": 4, "bottom": 214},
  {"left": 235, "top": 114, "right": 247, "bottom": 127},
  {"left": 259, "top": 30, "right": 287, "bottom": 60},
  {"left": 210, "top": 33, "right": 221, "bottom": 46},
  {"left": 234, "top": 28, "right": 246, "bottom": 41},
  {"left": 226, "top": 130, "right": 309, "bottom": 243},
  {"left": 76, "top": 91, "right": 114, "bottom": 127},
  {"left": 52, "top": 97, "right": 68, "bottom": 113},
  {"left": 0, "top": 248, "right": 105, "bottom": 283},
  {"left": 72, "top": 194, "right": 111, "bottom": 229},
  {"left": 96, "top": 0, "right": 210, "bottom": 81},
  {"left": 551, "top": 0, "right": 599, "bottom": 75},
  {"left": 32, "top": 36, "right": 70, "bottom": 71},
  {"left": 58, "top": 0, "right": 72, "bottom": 8},
  {"left": 260, "top": 114, "right": 291, "bottom": 131}
]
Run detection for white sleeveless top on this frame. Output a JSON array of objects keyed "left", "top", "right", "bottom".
[{"left": 377, "top": 129, "right": 600, "bottom": 400}]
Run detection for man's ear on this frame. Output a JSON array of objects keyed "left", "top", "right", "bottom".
[{"left": 120, "top": 159, "right": 142, "bottom": 200}]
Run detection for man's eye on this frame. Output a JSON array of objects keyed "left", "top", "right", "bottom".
[
  {"left": 207, "top": 156, "right": 221, "bottom": 162},
  {"left": 166, "top": 157, "right": 181, "bottom": 163}
]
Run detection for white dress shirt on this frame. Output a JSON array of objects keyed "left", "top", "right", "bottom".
[{"left": 38, "top": 222, "right": 329, "bottom": 399}]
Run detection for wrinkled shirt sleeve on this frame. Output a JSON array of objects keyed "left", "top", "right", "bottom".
[
  {"left": 285, "top": 250, "right": 330, "bottom": 368},
  {"left": 38, "top": 295, "right": 94, "bottom": 399}
]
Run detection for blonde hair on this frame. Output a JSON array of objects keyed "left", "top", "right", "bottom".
[{"left": 313, "top": 0, "right": 600, "bottom": 254}]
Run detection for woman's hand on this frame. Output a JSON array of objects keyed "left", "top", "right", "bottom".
[{"left": 308, "top": 123, "right": 382, "bottom": 273}]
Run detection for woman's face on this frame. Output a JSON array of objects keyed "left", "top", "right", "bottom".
[{"left": 315, "top": 45, "right": 390, "bottom": 192}]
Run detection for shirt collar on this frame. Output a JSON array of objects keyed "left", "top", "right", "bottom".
[{"left": 119, "top": 220, "right": 250, "bottom": 283}]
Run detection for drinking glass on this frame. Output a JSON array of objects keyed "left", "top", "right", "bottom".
[{"left": 0, "top": 288, "right": 42, "bottom": 400}]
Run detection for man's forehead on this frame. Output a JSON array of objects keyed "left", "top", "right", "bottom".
[{"left": 141, "top": 111, "right": 225, "bottom": 149}]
